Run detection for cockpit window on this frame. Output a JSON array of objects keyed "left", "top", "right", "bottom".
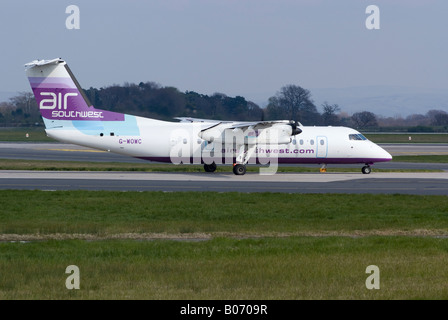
[{"left": 349, "top": 134, "right": 367, "bottom": 141}]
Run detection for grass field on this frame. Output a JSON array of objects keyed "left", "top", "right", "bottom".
[
  {"left": 1, "top": 237, "right": 447, "bottom": 300},
  {"left": 0, "top": 191, "right": 447, "bottom": 299}
]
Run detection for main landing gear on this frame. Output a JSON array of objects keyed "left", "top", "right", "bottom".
[
  {"left": 231, "top": 144, "right": 254, "bottom": 175},
  {"left": 203, "top": 162, "right": 217, "bottom": 172},
  {"left": 203, "top": 162, "right": 247, "bottom": 175},
  {"left": 362, "top": 165, "right": 371, "bottom": 174},
  {"left": 232, "top": 164, "right": 247, "bottom": 175}
]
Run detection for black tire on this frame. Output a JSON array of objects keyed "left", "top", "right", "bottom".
[
  {"left": 233, "top": 164, "right": 246, "bottom": 175},
  {"left": 204, "top": 162, "right": 217, "bottom": 172},
  {"left": 362, "top": 166, "right": 371, "bottom": 174}
]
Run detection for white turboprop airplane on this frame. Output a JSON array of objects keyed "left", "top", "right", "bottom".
[{"left": 25, "top": 58, "right": 392, "bottom": 175}]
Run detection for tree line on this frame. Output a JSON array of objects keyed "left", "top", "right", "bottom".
[{"left": 1, "top": 82, "right": 447, "bottom": 132}]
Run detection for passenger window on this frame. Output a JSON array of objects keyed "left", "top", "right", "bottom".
[
  {"left": 310, "top": 139, "right": 314, "bottom": 145},
  {"left": 299, "top": 139, "right": 304, "bottom": 145},
  {"left": 320, "top": 139, "right": 324, "bottom": 145}
]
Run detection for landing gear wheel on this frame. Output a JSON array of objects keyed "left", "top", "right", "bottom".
[
  {"left": 204, "top": 162, "right": 217, "bottom": 173},
  {"left": 233, "top": 164, "right": 246, "bottom": 175},
  {"left": 362, "top": 165, "right": 371, "bottom": 174}
]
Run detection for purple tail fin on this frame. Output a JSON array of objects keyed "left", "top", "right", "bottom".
[{"left": 25, "top": 58, "right": 124, "bottom": 124}]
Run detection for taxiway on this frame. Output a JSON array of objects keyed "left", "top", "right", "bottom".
[{"left": 0, "top": 142, "right": 446, "bottom": 194}]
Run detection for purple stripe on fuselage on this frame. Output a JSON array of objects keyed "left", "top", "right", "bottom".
[{"left": 136, "top": 156, "right": 391, "bottom": 165}]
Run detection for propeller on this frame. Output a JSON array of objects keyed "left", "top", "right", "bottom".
[{"left": 289, "top": 120, "right": 302, "bottom": 136}]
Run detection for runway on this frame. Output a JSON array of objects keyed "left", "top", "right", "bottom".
[
  {"left": 0, "top": 142, "right": 447, "bottom": 194},
  {"left": 0, "top": 170, "right": 447, "bottom": 195}
]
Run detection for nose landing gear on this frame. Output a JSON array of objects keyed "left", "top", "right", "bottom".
[{"left": 362, "top": 165, "right": 371, "bottom": 174}]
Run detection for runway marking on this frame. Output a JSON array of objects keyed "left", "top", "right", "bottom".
[
  {"left": 0, "top": 183, "right": 72, "bottom": 187},
  {"left": 1, "top": 171, "right": 448, "bottom": 182},
  {"left": 35, "top": 148, "right": 106, "bottom": 153},
  {"left": 77, "top": 185, "right": 202, "bottom": 189}
]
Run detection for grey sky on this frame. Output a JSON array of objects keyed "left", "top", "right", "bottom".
[{"left": 1, "top": 0, "right": 447, "bottom": 116}]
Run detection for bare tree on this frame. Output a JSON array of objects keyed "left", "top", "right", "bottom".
[
  {"left": 266, "top": 84, "right": 319, "bottom": 124},
  {"left": 321, "top": 102, "right": 341, "bottom": 126},
  {"left": 351, "top": 111, "right": 378, "bottom": 129},
  {"left": 426, "top": 110, "right": 448, "bottom": 126},
  {"left": 9, "top": 92, "right": 36, "bottom": 115},
  {"left": 405, "top": 114, "right": 430, "bottom": 126},
  {"left": 432, "top": 113, "right": 448, "bottom": 126}
]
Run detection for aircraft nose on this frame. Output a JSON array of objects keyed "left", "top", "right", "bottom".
[{"left": 379, "top": 146, "right": 393, "bottom": 161}]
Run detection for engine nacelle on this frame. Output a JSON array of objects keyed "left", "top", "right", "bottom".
[
  {"left": 247, "top": 125, "right": 292, "bottom": 145},
  {"left": 198, "top": 127, "right": 223, "bottom": 142},
  {"left": 198, "top": 122, "right": 301, "bottom": 145}
]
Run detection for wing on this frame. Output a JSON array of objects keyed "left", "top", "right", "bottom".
[
  {"left": 174, "top": 117, "right": 226, "bottom": 124},
  {"left": 199, "top": 120, "right": 302, "bottom": 142},
  {"left": 192, "top": 119, "right": 303, "bottom": 165}
]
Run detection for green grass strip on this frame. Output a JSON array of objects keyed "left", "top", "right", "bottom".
[
  {"left": 0, "top": 127, "right": 52, "bottom": 142},
  {"left": 392, "top": 155, "right": 448, "bottom": 163},
  {"left": 1, "top": 237, "right": 447, "bottom": 299},
  {"left": 1, "top": 191, "right": 447, "bottom": 236}
]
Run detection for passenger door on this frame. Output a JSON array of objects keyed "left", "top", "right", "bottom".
[{"left": 316, "top": 136, "right": 328, "bottom": 158}]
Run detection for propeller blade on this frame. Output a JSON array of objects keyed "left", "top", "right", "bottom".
[{"left": 289, "top": 120, "right": 302, "bottom": 135}]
